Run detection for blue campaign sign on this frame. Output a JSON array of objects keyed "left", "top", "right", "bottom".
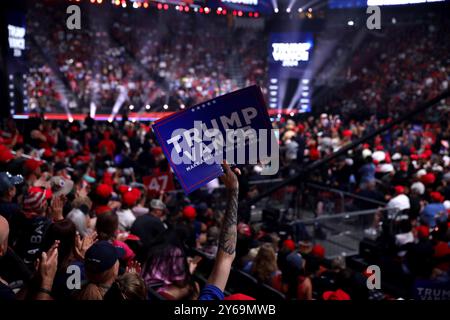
[{"left": 152, "top": 85, "right": 273, "bottom": 194}]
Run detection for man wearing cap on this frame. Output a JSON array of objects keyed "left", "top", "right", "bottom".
[
  {"left": 77, "top": 240, "right": 123, "bottom": 300},
  {"left": 409, "top": 182, "right": 425, "bottom": 220},
  {"left": 386, "top": 185, "right": 410, "bottom": 218},
  {"left": 130, "top": 198, "right": 166, "bottom": 250},
  {"left": 49, "top": 176, "right": 74, "bottom": 198},
  {"left": 0, "top": 145, "right": 15, "bottom": 171},
  {"left": 93, "top": 184, "right": 113, "bottom": 216},
  {"left": 116, "top": 188, "right": 140, "bottom": 231},
  {"left": 14, "top": 186, "right": 53, "bottom": 267},
  {"left": 420, "top": 192, "right": 446, "bottom": 228},
  {"left": 0, "top": 172, "right": 23, "bottom": 223},
  {"left": 23, "top": 159, "right": 44, "bottom": 187}
]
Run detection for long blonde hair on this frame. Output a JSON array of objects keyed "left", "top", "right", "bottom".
[{"left": 251, "top": 243, "right": 278, "bottom": 284}]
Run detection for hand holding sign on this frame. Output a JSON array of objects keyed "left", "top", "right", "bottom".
[
  {"left": 152, "top": 85, "right": 278, "bottom": 194},
  {"left": 220, "top": 161, "right": 240, "bottom": 191}
]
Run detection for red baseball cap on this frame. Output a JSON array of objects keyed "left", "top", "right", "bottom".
[
  {"left": 23, "top": 186, "right": 52, "bottom": 212},
  {"left": 24, "top": 159, "right": 44, "bottom": 172},
  {"left": 323, "top": 289, "right": 351, "bottom": 300},
  {"left": 311, "top": 244, "right": 325, "bottom": 259},
  {"left": 118, "top": 185, "right": 130, "bottom": 194},
  {"left": 434, "top": 241, "right": 450, "bottom": 258},
  {"left": 0, "top": 145, "right": 14, "bottom": 163},
  {"left": 399, "top": 161, "right": 408, "bottom": 171},
  {"left": 151, "top": 147, "right": 163, "bottom": 157},
  {"left": 123, "top": 191, "right": 140, "bottom": 207},
  {"left": 224, "top": 293, "right": 255, "bottom": 300},
  {"left": 394, "top": 185, "right": 405, "bottom": 194},
  {"left": 96, "top": 183, "right": 113, "bottom": 198},
  {"left": 309, "top": 148, "right": 320, "bottom": 160},
  {"left": 342, "top": 130, "right": 352, "bottom": 138},
  {"left": 283, "top": 239, "right": 296, "bottom": 251},
  {"left": 416, "top": 225, "right": 430, "bottom": 239},
  {"left": 183, "top": 205, "right": 197, "bottom": 220},
  {"left": 42, "top": 148, "right": 53, "bottom": 159},
  {"left": 421, "top": 173, "right": 436, "bottom": 185},
  {"left": 430, "top": 191, "right": 444, "bottom": 203},
  {"left": 94, "top": 205, "right": 112, "bottom": 215}
]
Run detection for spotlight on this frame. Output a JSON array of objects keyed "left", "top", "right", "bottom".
[
  {"left": 290, "top": 112, "right": 295, "bottom": 117},
  {"left": 97, "top": 0, "right": 103, "bottom": 3},
  {"left": 254, "top": 12, "right": 259, "bottom": 18},
  {"left": 298, "top": 8, "right": 303, "bottom": 13},
  {"left": 238, "top": 10, "right": 243, "bottom": 16},
  {"left": 204, "top": 7, "right": 210, "bottom": 13},
  {"left": 163, "top": 104, "right": 169, "bottom": 110},
  {"left": 163, "top": 4, "right": 168, "bottom": 10},
  {"left": 274, "top": 8, "right": 279, "bottom": 13},
  {"left": 347, "top": 20, "right": 354, "bottom": 26},
  {"left": 133, "top": 2, "right": 139, "bottom": 8},
  {"left": 145, "top": 104, "right": 151, "bottom": 110},
  {"left": 129, "top": 105, "right": 134, "bottom": 110},
  {"left": 308, "top": 7, "right": 312, "bottom": 12},
  {"left": 180, "top": 104, "right": 185, "bottom": 109},
  {"left": 286, "top": 8, "right": 291, "bottom": 13},
  {"left": 392, "top": 17, "right": 397, "bottom": 24},
  {"left": 175, "top": 5, "right": 179, "bottom": 10},
  {"left": 143, "top": 2, "right": 149, "bottom": 8},
  {"left": 157, "top": 3, "right": 162, "bottom": 9},
  {"left": 121, "top": 1, "right": 127, "bottom": 8},
  {"left": 184, "top": 6, "right": 189, "bottom": 12}
]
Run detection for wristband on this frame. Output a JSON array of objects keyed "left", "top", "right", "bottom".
[{"left": 38, "top": 287, "right": 52, "bottom": 296}]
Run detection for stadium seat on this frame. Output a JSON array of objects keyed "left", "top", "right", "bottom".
[
  {"left": 254, "top": 283, "right": 286, "bottom": 301},
  {"left": 226, "top": 268, "right": 259, "bottom": 297}
]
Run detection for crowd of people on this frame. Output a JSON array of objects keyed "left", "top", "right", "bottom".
[
  {"left": 0, "top": 102, "right": 449, "bottom": 300},
  {"left": 26, "top": 2, "right": 266, "bottom": 114},
  {"left": 2, "top": 0, "right": 449, "bottom": 302},
  {"left": 320, "top": 18, "right": 450, "bottom": 119}
]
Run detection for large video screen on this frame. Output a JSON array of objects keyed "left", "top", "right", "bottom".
[
  {"left": 207, "top": 0, "right": 274, "bottom": 13},
  {"left": 329, "top": 0, "right": 447, "bottom": 8},
  {"left": 268, "top": 33, "right": 314, "bottom": 113},
  {"left": 269, "top": 33, "right": 314, "bottom": 77}
]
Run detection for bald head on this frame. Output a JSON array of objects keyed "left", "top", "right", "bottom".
[{"left": 0, "top": 215, "right": 9, "bottom": 257}]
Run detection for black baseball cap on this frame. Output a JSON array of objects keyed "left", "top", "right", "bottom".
[
  {"left": 84, "top": 240, "right": 125, "bottom": 273},
  {"left": 0, "top": 172, "right": 23, "bottom": 194}
]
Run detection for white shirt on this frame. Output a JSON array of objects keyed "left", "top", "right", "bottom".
[
  {"left": 387, "top": 194, "right": 410, "bottom": 217},
  {"left": 116, "top": 209, "right": 136, "bottom": 231}
]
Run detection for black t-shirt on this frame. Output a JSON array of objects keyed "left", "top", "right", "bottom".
[
  {"left": 0, "top": 202, "right": 21, "bottom": 223},
  {"left": 0, "top": 281, "right": 15, "bottom": 301},
  {"left": 13, "top": 215, "right": 52, "bottom": 267},
  {"left": 130, "top": 214, "right": 166, "bottom": 249}
]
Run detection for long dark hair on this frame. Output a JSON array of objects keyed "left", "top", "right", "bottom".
[
  {"left": 141, "top": 228, "right": 197, "bottom": 299},
  {"left": 41, "top": 219, "right": 77, "bottom": 272},
  {"left": 96, "top": 211, "right": 119, "bottom": 241}
]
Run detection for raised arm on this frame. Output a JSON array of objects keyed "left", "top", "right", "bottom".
[{"left": 207, "top": 161, "right": 240, "bottom": 292}]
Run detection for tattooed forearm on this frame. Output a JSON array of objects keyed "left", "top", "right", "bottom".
[{"left": 218, "top": 188, "right": 239, "bottom": 255}]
